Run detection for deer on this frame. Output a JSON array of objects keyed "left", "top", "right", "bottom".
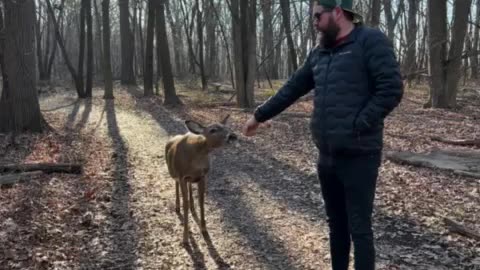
[{"left": 164, "top": 115, "right": 237, "bottom": 245}]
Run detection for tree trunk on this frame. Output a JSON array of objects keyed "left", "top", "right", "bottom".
[
  {"left": 78, "top": 0, "right": 86, "bottom": 96},
  {"left": 157, "top": 0, "right": 181, "bottom": 105},
  {"left": 383, "top": 0, "right": 404, "bottom": 41},
  {"left": 165, "top": 0, "right": 183, "bottom": 77},
  {"left": 445, "top": 0, "right": 472, "bottom": 107},
  {"left": 205, "top": 0, "right": 217, "bottom": 79},
  {"left": 209, "top": 0, "right": 235, "bottom": 88},
  {"left": 119, "top": 0, "right": 136, "bottom": 85},
  {"left": 279, "top": 0, "right": 297, "bottom": 71},
  {"left": 46, "top": 0, "right": 85, "bottom": 98},
  {"left": 0, "top": 0, "right": 44, "bottom": 133},
  {"left": 102, "top": 0, "right": 114, "bottom": 99},
  {"left": 261, "top": 0, "right": 275, "bottom": 81},
  {"left": 138, "top": 3, "right": 145, "bottom": 77},
  {"left": 370, "top": 0, "right": 381, "bottom": 28},
  {"left": 196, "top": 0, "right": 207, "bottom": 90},
  {"left": 404, "top": 0, "right": 419, "bottom": 86},
  {"left": 231, "top": 0, "right": 256, "bottom": 108},
  {"left": 93, "top": 0, "right": 104, "bottom": 78},
  {"left": 0, "top": 4, "right": 7, "bottom": 95},
  {"left": 144, "top": 0, "right": 155, "bottom": 97},
  {"left": 86, "top": 0, "right": 93, "bottom": 97},
  {"left": 471, "top": 0, "right": 480, "bottom": 79},
  {"left": 155, "top": 0, "right": 162, "bottom": 94},
  {"left": 36, "top": 3, "right": 46, "bottom": 80},
  {"left": 427, "top": 0, "right": 447, "bottom": 108}
]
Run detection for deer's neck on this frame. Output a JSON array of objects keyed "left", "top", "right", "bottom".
[{"left": 188, "top": 134, "right": 211, "bottom": 155}]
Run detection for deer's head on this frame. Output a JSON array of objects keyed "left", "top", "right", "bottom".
[{"left": 184, "top": 115, "right": 237, "bottom": 149}]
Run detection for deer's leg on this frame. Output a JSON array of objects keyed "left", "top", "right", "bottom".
[
  {"left": 188, "top": 182, "right": 195, "bottom": 213},
  {"left": 175, "top": 181, "right": 180, "bottom": 213},
  {"left": 179, "top": 179, "right": 189, "bottom": 245},
  {"left": 198, "top": 177, "right": 206, "bottom": 232}
]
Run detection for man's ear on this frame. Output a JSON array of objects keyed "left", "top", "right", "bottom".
[{"left": 185, "top": 120, "right": 205, "bottom": 134}]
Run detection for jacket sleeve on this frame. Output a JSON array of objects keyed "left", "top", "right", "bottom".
[
  {"left": 253, "top": 50, "right": 316, "bottom": 123},
  {"left": 354, "top": 29, "right": 404, "bottom": 133}
]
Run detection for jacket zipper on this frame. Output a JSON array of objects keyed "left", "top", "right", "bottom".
[{"left": 321, "top": 51, "right": 333, "bottom": 152}]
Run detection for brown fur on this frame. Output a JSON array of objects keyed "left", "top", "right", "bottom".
[{"left": 164, "top": 116, "right": 236, "bottom": 245}]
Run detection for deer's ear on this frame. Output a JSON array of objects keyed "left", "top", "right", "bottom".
[{"left": 185, "top": 120, "right": 205, "bottom": 134}]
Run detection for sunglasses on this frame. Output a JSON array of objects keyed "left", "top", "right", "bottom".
[{"left": 313, "top": 9, "right": 333, "bottom": 21}]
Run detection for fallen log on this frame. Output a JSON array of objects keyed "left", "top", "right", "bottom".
[
  {"left": 430, "top": 136, "right": 480, "bottom": 147},
  {"left": 0, "top": 171, "right": 44, "bottom": 185},
  {"left": 444, "top": 217, "right": 480, "bottom": 241},
  {"left": 0, "top": 163, "right": 82, "bottom": 174}
]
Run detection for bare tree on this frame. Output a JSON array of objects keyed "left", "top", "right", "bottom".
[
  {"left": 144, "top": 0, "right": 155, "bottom": 97},
  {"left": 279, "top": 0, "right": 298, "bottom": 72},
  {"left": 471, "top": 0, "right": 480, "bottom": 79},
  {"left": 157, "top": 0, "right": 181, "bottom": 105},
  {"left": 383, "top": 0, "right": 404, "bottom": 41},
  {"left": 0, "top": 0, "right": 45, "bottom": 133},
  {"left": 196, "top": 0, "right": 207, "bottom": 90},
  {"left": 404, "top": 0, "right": 419, "bottom": 85},
  {"left": 231, "top": 0, "right": 257, "bottom": 108},
  {"left": 86, "top": 0, "right": 94, "bottom": 97},
  {"left": 427, "top": 0, "right": 472, "bottom": 108},
  {"left": 261, "top": 0, "right": 275, "bottom": 80},
  {"left": 119, "top": 0, "right": 136, "bottom": 85},
  {"left": 370, "top": 0, "right": 381, "bottom": 27},
  {"left": 102, "top": 0, "right": 114, "bottom": 99},
  {"left": 46, "top": 0, "right": 86, "bottom": 98}
]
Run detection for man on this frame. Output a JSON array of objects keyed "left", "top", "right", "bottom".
[{"left": 242, "top": 0, "right": 403, "bottom": 269}]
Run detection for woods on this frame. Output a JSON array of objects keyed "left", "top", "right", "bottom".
[
  {"left": 0, "top": 0, "right": 479, "bottom": 269},
  {"left": 3, "top": 0, "right": 480, "bottom": 115}
]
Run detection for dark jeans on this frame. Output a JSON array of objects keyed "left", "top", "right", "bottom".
[{"left": 317, "top": 152, "right": 381, "bottom": 270}]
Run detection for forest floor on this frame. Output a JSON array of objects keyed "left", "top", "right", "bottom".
[{"left": 0, "top": 80, "right": 479, "bottom": 270}]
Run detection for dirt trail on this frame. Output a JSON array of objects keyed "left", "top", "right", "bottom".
[{"left": 30, "top": 87, "right": 478, "bottom": 270}]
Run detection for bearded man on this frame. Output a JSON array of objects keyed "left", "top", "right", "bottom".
[{"left": 242, "top": 1, "right": 404, "bottom": 269}]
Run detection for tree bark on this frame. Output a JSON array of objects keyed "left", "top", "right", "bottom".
[
  {"left": 445, "top": 0, "right": 472, "bottom": 107},
  {"left": 205, "top": 0, "right": 217, "bottom": 79},
  {"left": 231, "top": 0, "right": 256, "bottom": 108},
  {"left": 471, "top": 0, "right": 480, "bottom": 79},
  {"left": 404, "top": 0, "right": 419, "bottom": 85},
  {"left": 279, "top": 0, "right": 297, "bottom": 72},
  {"left": 86, "top": 0, "right": 94, "bottom": 97},
  {"left": 93, "top": 0, "right": 104, "bottom": 78},
  {"left": 157, "top": 0, "right": 181, "bottom": 105},
  {"left": 144, "top": 0, "right": 155, "bottom": 97},
  {"left": 0, "top": 163, "right": 82, "bottom": 174},
  {"left": 102, "top": 0, "right": 114, "bottom": 99},
  {"left": 196, "top": 0, "right": 207, "bottom": 90},
  {"left": 427, "top": 0, "right": 447, "bottom": 108},
  {"left": 261, "top": 0, "right": 275, "bottom": 80},
  {"left": 78, "top": 0, "right": 86, "bottom": 95},
  {"left": 165, "top": 0, "right": 183, "bottom": 77},
  {"left": 46, "top": 0, "right": 85, "bottom": 98},
  {"left": 370, "top": 0, "right": 381, "bottom": 28},
  {"left": 0, "top": 0, "right": 44, "bottom": 133},
  {"left": 119, "top": 0, "right": 136, "bottom": 85},
  {"left": 0, "top": 4, "right": 7, "bottom": 95}
]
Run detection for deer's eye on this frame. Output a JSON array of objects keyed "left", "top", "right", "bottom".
[{"left": 209, "top": 128, "right": 217, "bottom": 134}]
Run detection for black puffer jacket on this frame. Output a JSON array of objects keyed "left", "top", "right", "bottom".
[{"left": 254, "top": 25, "right": 403, "bottom": 156}]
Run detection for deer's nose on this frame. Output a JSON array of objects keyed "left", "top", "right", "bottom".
[{"left": 227, "top": 133, "right": 237, "bottom": 142}]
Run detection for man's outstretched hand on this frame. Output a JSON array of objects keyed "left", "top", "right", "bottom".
[{"left": 242, "top": 116, "right": 271, "bottom": 136}]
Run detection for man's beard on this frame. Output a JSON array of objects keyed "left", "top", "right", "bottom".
[{"left": 319, "top": 17, "right": 340, "bottom": 48}]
